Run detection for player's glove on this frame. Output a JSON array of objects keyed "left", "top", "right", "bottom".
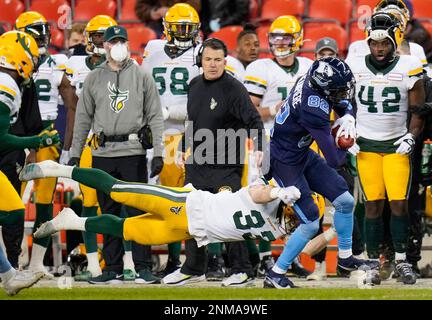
[
  {"left": 68, "top": 157, "right": 80, "bottom": 166},
  {"left": 59, "top": 150, "right": 71, "bottom": 165},
  {"left": 150, "top": 156, "right": 164, "bottom": 178},
  {"left": 332, "top": 114, "right": 356, "bottom": 139},
  {"left": 347, "top": 142, "right": 360, "bottom": 156},
  {"left": 393, "top": 133, "right": 415, "bottom": 155},
  {"left": 38, "top": 125, "right": 60, "bottom": 148},
  {"left": 270, "top": 186, "right": 301, "bottom": 206}
]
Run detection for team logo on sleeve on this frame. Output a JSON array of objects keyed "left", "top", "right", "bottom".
[
  {"left": 170, "top": 206, "right": 183, "bottom": 215},
  {"left": 107, "top": 81, "right": 129, "bottom": 113}
]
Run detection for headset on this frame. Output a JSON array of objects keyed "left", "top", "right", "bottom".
[{"left": 195, "top": 37, "right": 228, "bottom": 68}]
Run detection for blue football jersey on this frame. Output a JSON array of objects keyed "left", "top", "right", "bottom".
[{"left": 270, "top": 75, "right": 346, "bottom": 168}]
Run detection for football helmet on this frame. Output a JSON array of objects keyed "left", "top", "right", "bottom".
[
  {"left": 268, "top": 15, "right": 303, "bottom": 58},
  {"left": 308, "top": 57, "right": 355, "bottom": 105},
  {"left": 366, "top": 12, "right": 404, "bottom": 49},
  {"left": 374, "top": 0, "right": 410, "bottom": 32},
  {"left": 163, "top": 3, "right": 200, "bottom": 50},
  {"left": 0, "top": 31, "right": 39, "bottom": 79},
  {"left": 14, "top": 11, "right": 50, "bottom": 55},
  {"left": 85, "top": 15, "right": 117, "bottom": 55}
]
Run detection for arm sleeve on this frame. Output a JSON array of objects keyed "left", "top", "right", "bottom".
[
  {"left": 229, "top": 82, "right": 265, "bottom": 151},
  {"left": 69, "top": 73, "right": 95, "bottom": 158},
  {"left": 0, "top": 102, "right": 40, "bottom": 151},
  {"left": 142, "top": 70, "right": 164, "bottom": 157},
  {"left": 244, "top": 61, "right": 267, "bottom": 98}
]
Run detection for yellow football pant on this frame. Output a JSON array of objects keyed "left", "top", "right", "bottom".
[
  {"left": 0, "top": 170, "right": 24, "bottom": 211},
  {"left": 79, "top": 145, "right": 98, "bottom": 207},
  {"left": 159, "top": 134, "right": 185, "bottom": 187},
  {"left": 34, "top": 146, "right": 58, "bottom": 204},
  {"left": 357, "top": 151, "right": 411, "bottom": 201},
  {"left": 110, "top": 183, "right": 193, "bottom": 245}
]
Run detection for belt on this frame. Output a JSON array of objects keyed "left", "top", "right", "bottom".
[{"left": 103, "top": 133, "right": 139, "bottom": 143}]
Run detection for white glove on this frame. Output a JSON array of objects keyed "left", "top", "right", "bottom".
[
  {"left": 348, "top": 143, "right": 360, "bottom": 156},
  {"left": 332, "top": 114, "right": 356, "bottom": 139},
  {"left": 59, "top": 150, "right": 70, "bottom": 165},
  {"left": 253, "top": 150, "right": 263, "bottom": 168},
  {"left": 393, "top": 133, "right": 415, "bottom": 155},
  {"left": 271, "top": 186, "right": 301, "bottom": 205}
]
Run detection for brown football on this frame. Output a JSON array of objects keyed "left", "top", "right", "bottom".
[{"left": 332, "top": 125, "right": 355, "bottom": 149}]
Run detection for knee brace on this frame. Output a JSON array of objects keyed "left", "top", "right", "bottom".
[
  {"left": 298, "top": 218, "right": 320, "bottom": 239},
  {"left": 332, "top": 191, "right": 354, "bottom": 214}
]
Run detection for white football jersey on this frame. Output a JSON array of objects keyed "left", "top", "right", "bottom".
[
  {"left": 346, "top": 39, "right": 431, "bottom": 76},
  {"left": 33, "top": 54, "right": 68, "bottom": 121},
  {"left": 225, "top": 55, "right": 246, "bottom": 82},
  {"left": 186, "top": 184, "right": 285, "bottom": 247},
  {"left": 346, "top": 54, "right": 423, "bottom": 141},
  {"left": 65, "top": 55, "right": 94, "bottom": 97},
  {"left": 244, "top": 57, "right": 313, "bottom": 128},
  {"left": 0, "top": 72, "right": 21, "bottom": 124},
  {"left": 142, "top": 39, "right": 201, "bottom": 134}
]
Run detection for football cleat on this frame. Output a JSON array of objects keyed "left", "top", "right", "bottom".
[
  {"left": 3, "top": 270, "right": 43, "bottom": 296},
  {"left": 162, "top": 269, "right": 205, "bottom": 286},
  {"left": 395, "top": 260, "right": 417, "bottom": 285},
  {"left": 263, "top": 269, "right": 297, "bottom": 289},
  {"left": 257, "top": 255, "right": 275, "bottom": 278},
  {"left": 221, "top": 273, "right": 255, "bottom": 287},
  {"left": 337, "top": 255, "right": 380, "bottom": 275}
]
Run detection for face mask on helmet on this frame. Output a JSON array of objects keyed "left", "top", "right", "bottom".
[
  {"left": 87, "top": 31, "right": 106, "bottom": 55},
  {"left": 165, "top": 22, "right": 200, "bottom": 50},
  {"left": 278, "top": 203, "right": 299, "bottom": 235},
  {"left": 328, "top": 80, "right": 356, "bottom": 105},
  {"left": 24, "top": 23, "right": 50, "bottom": 55},
  {"left": 269, "top": 33, "right": 297, "bottom": 57}
]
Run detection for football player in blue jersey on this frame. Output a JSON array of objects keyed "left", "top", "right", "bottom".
[{"left": 264, "top": 57, "right": 379, "bottom": 288}]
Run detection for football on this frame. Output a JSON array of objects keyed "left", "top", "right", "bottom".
[{"left": 332, "top": 125, "right": 355, "bottom": 149}]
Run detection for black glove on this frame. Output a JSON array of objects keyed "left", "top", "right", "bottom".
[
  {"left": 68, "top": 157, "right": 80, "bottom": 167},
  {"left": 150, "top": 156, "right": 164, "bottom": 178}
]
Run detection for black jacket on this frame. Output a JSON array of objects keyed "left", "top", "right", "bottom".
[{"left": 182, "top": 71, "right": 264, "bottom": 167}]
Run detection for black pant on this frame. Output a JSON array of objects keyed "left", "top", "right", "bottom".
[
  {"left": 92, "top": 155, "right": 152, "bottom": 273},
  {"left": 181, "top": 165, "right": 253, "bottom": 277},
  {"left": 0, "top": 150, "right": 25, "bottom": 268}
]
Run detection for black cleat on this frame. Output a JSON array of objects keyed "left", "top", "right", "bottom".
[
  {"left": 206, "top": 255, "right": 225, "bottom": 281},
  {"left": 257, "top": 255, "right": 275, "bottom": 278},
  {"left": 263, "top": 270, "right": 298, "bottom": 289},
  {"left": 288, "top": 258, "right": 311, "bottom": 278},
  {"left": 395, "top": 260, "right": 417, "bottom": 285},
  {"left": 157, "top": 258, "right": 181, "bottom": 278}
]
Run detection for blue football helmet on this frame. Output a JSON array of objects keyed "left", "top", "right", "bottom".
[{"left": 308, "top": 56, "right": 355, "bottom": 105}]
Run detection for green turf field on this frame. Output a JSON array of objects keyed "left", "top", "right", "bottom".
[{"left": 2, "top": 287, "right": 432, "bottom": 300}]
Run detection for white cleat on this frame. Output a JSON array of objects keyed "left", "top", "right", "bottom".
[
  {"left": 34, "top": 207, "right": 78, "bottom": 239},
  {"left": 27, "top": 266, "right": 54, "bottom": 280},
  {"left": 19, "top": 160, "right": 58, "bottom": 181},
  {"left": 3, "top": 270, "right": 43, "bottom": 296},
  {"left": 162, "top": 268, "right": 205, "bottom": 286}
]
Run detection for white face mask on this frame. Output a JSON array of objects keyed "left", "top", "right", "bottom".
[{"left": 110, "top": 42, "right": 128, "bottom": 63}]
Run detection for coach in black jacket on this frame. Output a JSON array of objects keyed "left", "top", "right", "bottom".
[{"left": 166, "top": 38, "right": 265, "bottom": 286}]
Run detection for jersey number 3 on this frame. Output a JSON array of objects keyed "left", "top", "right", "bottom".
[{"left": 233, "top": 210, "right": 276, "bottom": 241}]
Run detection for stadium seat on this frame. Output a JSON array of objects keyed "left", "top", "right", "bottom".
[
  {"left": 308, "top": 0, "right": 352, "bottom": 26},
  {"left": 257, "top": 25, "right": 270, "bottom": 52},
  {"left": 353, "top": 0, "right": 378, "bottom": 18},
  {"left": 50, "top": 24, "right": 65, "bottom": 49},
  {"left": 347, "top": 19, "right": 367, "bottom": 44},
  {"left": 0, "top": 0, "right": 25, "bottom": 25},
  {"left": 260, "top": 0, "right": 305, "bottom": 21},
  {"left": 125, "top": 24, "right": 156, "bottom": 53},
  {"left": 118, "top": 0, "right": 140, "bottom": 22},
  {"left": 30, "top": 0, "right": 69, "bottom": 23},
  {"left": 412, "top": 0, "right": 432, "bottom": 19},
  {"left": 303, "top": 22, "right": 348, "bottom": 56},
  {"left": 208, "top": 25, "right": 243, "bottom": 53},
  {"left": 73, "top": 0, "right": 116, "bottom": 21}
]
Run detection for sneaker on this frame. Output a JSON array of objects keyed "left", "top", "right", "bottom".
[
  {"left": 3, "top": 270, "right": 43, "bottom": 296},
  {"left": 33, "top": 207, "right": 79, "bottom": 239},
  {"left": 379, "top": 259, "right": 395, "bottom": 281},
  {"left": 162, "top": 268, "right": 205, "bottom": 286},
  {"left": 337, "top": 256, "right": 380, "bottom": 276},
  {"left": 288, "top": 257, "right": 311, "bottom": 278},
  {"left": 257, "top": 255, "right": 275, "bottom": 278},
  {"left": 395, "top": 260, "right": 417, "bottom": 285},
  {"left": 135, "top": 268, "right": 160, "bottom": 284},
  {"left": 74, "top": 270, "right": 93, "bottom": 282},
  {"left": 263, "top": 269, "right": 297, "bottom": 289},
  {"left": 123, "top": 269, "right": 136, "bottom": 281},
  {"left": 88, "top": 271, "right": 123, "bottom": 285},
  {"left": 206, "top": 255, "right": 225, "bottom": 281},
  {"left": 411, "top": 262, "right": 421, "bottom": 278},
  {"left": 221, "top": 272, "right": 255, "bottom": 287},
  {"left": 307, "top": 262, "right": 327, "bottom": 281},
  {"left": 157, "top": 258, "right": 181, "bottom": 278},
  {"left": 27, "top": 266, "right": 54, "bottom": 280}
]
